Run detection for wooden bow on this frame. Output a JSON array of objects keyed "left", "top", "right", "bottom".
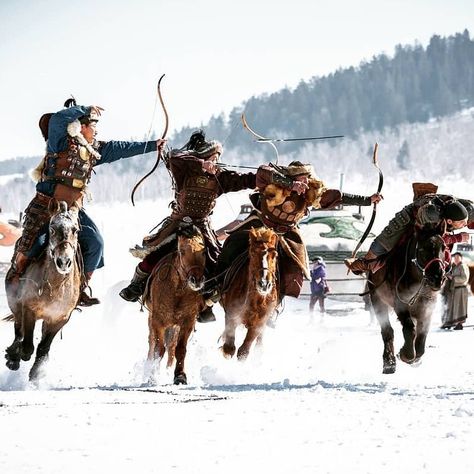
[
  {"left": 351, "top": 143, "right": 383, "bottom": 258},
  {"left": 131, "top": 74, "right": 169, "bottom": 206}
]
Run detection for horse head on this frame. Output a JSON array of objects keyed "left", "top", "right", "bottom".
[
  {"left": 249, "top": 227, "right": 278, "bottom": 296},
  {"left": 48, "top": 200, "right": 79, "bottom": 275},
  {"left": 176, "top": 223, "right": 206, "bottom": 291},
  {"left": 412, "top": 230, "right": 450, "bottom": 290}
]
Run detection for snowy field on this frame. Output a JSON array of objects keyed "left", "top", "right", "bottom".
[{"left": 1, "top": 190, "right": 474, "bottom": 474}]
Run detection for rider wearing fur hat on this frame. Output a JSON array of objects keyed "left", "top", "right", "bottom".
[
  {"left": 215, "top": 160, "right": 381, "bottom": 299},
  {"left": 119, "top": 130, "right": 257, "bottom": 322},
  {"left": 8, "top": 99, "right": 166, "bottom": 307}
]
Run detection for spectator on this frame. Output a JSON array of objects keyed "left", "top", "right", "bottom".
[
  {"left": 441, "top": 252, "right": 469, "bottom": 330},
  {"left": 309, "top": 256, "right": 328, "bottom": 314}
]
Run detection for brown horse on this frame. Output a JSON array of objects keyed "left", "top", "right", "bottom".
[
  {"left": 4, "top": 201, "right": 81, "bottom": 381},
  {"left": 144, "top": 223, "right": 206, "bottom": 385},
  {"left": 368, "top": 228, "right": 450, "bottom": 374},
  {"left": 220, "top": 227, "right": 279, "bottom": 360}
]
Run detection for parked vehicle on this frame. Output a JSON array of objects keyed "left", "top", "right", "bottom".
[{"left": 217, "top": 203, "right": 372, "bottom": 301}]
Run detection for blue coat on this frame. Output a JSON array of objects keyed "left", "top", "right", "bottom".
[
  {"left": 29, "top": 105, "right": 158, "bottom": 273},
  {"left": 310, "top": 264, "right": 327, "bottom": 296}
]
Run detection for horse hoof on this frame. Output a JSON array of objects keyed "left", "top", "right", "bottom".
[
  {"left": 398, "top": 351, "right": 415, "bottom": 364},
  {"left": 219, "top": 345, "right": 235, "bottom": 359},
  {"left": 237, "top": 351, "right": 249, "bottom": 361},
  {"left": 174, "top": 373, "right": 187, "bottom": 385},
  {"left": 382, "top": 365, "right": 396, "bottom": 374},
  {"left": 21, "top": 352, "right": 33, "bottom": 362},
  {"left": 5, "top": 359, "right": 20, "bottom": 371}
]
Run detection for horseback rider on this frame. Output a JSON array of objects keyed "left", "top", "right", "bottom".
[
  {"left": 214, "top": 161, "right": 382, "bottom": 300},
  {"left": 7, "top": 99, "right": 166, "bottom": 306},
  {"left": 345, "top": 182, "right": 474, "bottom": 275},
  {"left": 119, "top": 130, "right": 257, "bottom": 322}
]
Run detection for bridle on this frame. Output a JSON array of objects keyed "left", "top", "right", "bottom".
[
  {"left": 411, "top": 237, "right": 451, "bottom": 277},
  {"left": 396, "top": 235, "right": 449, "bottom": 306}
]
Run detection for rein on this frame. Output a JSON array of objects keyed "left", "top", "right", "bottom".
[{"left": 396, "top": 237, "right": 448, "bottom": 306}]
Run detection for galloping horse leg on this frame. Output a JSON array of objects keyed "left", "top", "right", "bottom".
[
  {"left": 5, "top": 316, "right": 23, "bottom": 371},
  {"left": 173, "top": 323, "right": 193, "bottom": 385},
  {"left": 20, "top": 307, "right": 36, "bottom": 362},
  {"left": 371, "top": 294, "right": 396, "bottom": 374},
  {"left": 398, "top": 310, "right": 416, "bottom": 364},
  {"left": 147, "top": 317, "right": 159, "bottom": 362},
  {"left": 29, "top": 316, "right": 68, "bottom": 381},
  {"left": 413, "top": 312, "right": 431, "bottom": 363},
  {"left": 221, "top": 313, "right": 238, "bottom": 359},
  {"left": 146, "top": 317, "right": 166, "bottom": 383},
  {"left": 237, "top": 326, "right": 261, "bottom": 361}
]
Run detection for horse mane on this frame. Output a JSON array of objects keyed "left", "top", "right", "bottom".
[{"left": 176, "top": 223, "right": 202, "bottom": 239}]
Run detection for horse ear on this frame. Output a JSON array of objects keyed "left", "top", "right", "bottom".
[
  {"left": 59, "top": 201, "right": 68, "bottom": 214},
  {"left": 48, "top": 198, "right": 60, "bottom": 215}
]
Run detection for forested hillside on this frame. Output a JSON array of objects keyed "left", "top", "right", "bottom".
[{"left": 171, "top": 30, "right": 474, "bottom": 156}]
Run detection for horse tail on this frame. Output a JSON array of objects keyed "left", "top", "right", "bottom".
[{"left": 2, "top": 313, "right": 15, "bottom": 322}]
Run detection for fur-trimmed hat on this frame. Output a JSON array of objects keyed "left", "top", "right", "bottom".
[
  {"left": 182, "top": 130, "right": 223, "bottom": 159},
  {"left": 284, "top": 161, "right": 315, "bottom": 177},
  {"left": 194, "top": 139, "right": 223, "bottom": 159}
]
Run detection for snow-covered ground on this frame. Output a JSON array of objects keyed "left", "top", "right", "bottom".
[{"left": 1, "top": 190, "right": 473, "bottom": 474}]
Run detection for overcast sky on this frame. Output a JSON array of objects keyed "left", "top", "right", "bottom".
[{"left": 0, "top": 0, "right": 473, "bottom": 160}]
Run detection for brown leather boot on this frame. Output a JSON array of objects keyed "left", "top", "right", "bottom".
[
  {"left": 79, "top": 271, "right": 100, "bottom": 307},
  {"left": 344, "top": 250, "right": 380, "bottom": 275}
]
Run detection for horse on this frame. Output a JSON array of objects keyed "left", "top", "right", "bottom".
[
  {"left": 368, "top": 227, "right": 450, "bottom": 374},
  {"left": 144, "top": 223, "right": 206, "bottom": 385},
  {"left": 220, "top": 227, "right": 279, "bottom": 360},
  {"left": 467, "top": 263, "right": 474, "bottom": 295},
  {"left": 4, "top": 200, "right": 81, "bottom": 381}
]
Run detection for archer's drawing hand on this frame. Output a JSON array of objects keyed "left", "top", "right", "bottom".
[
  {"left": 458, "top": 231, "right": 470, "bottom": 243},
  {"left": 202, "top": 161, "right": 217, "bottom": 174},
  {"left": 291, "top": 181, "right": 309, "bottom": 195}
]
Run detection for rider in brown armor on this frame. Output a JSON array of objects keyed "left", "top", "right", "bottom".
[
  {"left": 119, "top": 130, "right": 257, "bottom": 322},
  {"left": 215, "top": 161, "right": 382, "bottom": 300},
  {"left": 345, "top": 183, "right": 474, "bottom": 275}
]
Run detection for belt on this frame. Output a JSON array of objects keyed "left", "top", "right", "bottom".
[
  {"left": 43, "top": 176, "right": 85, "bottom": 189},
  {"left": 260, "top": 214, "right": 295, "bottom": 234}
]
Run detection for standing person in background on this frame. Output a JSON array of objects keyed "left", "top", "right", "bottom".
[
  {"left": 309, "top": 256, "right": 328, "bottom": 314},
  {"left": 441, "top": 252, "right": 469, "bottom": 330}
]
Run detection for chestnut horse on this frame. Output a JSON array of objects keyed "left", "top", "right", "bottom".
[
  {"left": 368, "top": 228, "right": 450, "bottom": 374},
  {"left": 4, "top": 201, "right": 81, "bottom": 381},
  {"left": 144, "top": 223, "right": 206, "bottom": 385},
  {"left": 220, "top": 227, "right": 279, "bottom": 360}
]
